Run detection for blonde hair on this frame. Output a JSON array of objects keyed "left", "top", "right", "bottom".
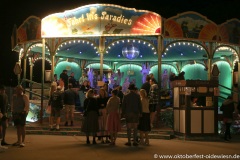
[
  {"left": 140, "top": 89, "right": 147, "bottom": 98},
  {"left": 49, "top": 84, "right": 57, "bottom": 96},
  {"left": 86, "top": 89, "right": 94, "bottom": 98},
  {"left": 99, "top": 88, "right": 108, "bottom": 98}
]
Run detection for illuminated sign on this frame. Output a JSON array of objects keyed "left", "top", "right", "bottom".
[{"left": 41, "top": 4, "right": 161, "bottom": 37}]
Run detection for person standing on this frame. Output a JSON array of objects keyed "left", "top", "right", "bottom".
[
  {"left": 220, "top": 95, "right": 235, "bottom": 141},
  {"left": 47, "top": 83, "right": 57, "bottom": 126},
  {"left": 11, "top": 85, "right": 29, "bottom": 147},
  {"left": 138, "top": 89, "right": 151, "bottom": 145},
  {"left": 0, "top": 112, "right": 8, "bottom": 150},
  {"left": 48, "top": 86, "right": 64, "bottom": 131},
  {"left": 116, "top": 86, "right": 124, "bottom": 117},
  {"left": 0, "top": 85, "right": 9, "bottom": 148},
  {"left": 58, "top": 78, "right": 65, "bottom": 91},
  {"left": 96, "top": 88, "right": 110, "bottom": 143},
  {"left": 79, "top": 80, "right": 90, "bottom": 109},
  {"left": 149, "top": 78, "right": 159, "bottom": 128},
  {"left": 141, "top": 75, "right": 151, "bottom": 96},
  {"left": 64, "top": 83, "right": 77, "bottom": 126},
  {"left": 60, "top": 70, "right": 69, "bottom": 90},
  {"left": 79, "top": 72, "right": 88, "bottom": 86},
  {"left": 122, "top": 84, "right": 142, "bottom": 146},
  {"left": 68, "top": 72, "right": 77, "bottom": 88},
  {"left": 106, "top": 89, "right": 121, "bottom": 145},
  {"left": 81, "top": 89, "right": 99, "bottom": 144},
  {"left": 53, "top": 74, "right": 59, "bottom": 86}
]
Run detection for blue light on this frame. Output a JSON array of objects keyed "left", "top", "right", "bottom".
[{"left": 122, "top": 43, "right": 139, "bottom": 60}]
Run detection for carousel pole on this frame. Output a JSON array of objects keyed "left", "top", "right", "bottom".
[
  {"left": 50, "top": 39, "right": 56, "bottom": 82},
  {"left": 40, "top": 38, "right": 46, "bottom": 125},
  {"left": 23, "top": 51, "right": 27, "bottom": 88},
  {"left": 207, "top": 42, "right": 213, "bottom": 80},
  {"left": 51, "top": 54, "right": 55, "bottom": 81},
  {"left": 157, "top": 35, "right": 163, "bottom": 92},
  {"left": 29, "top": 58, "right": 33, "bottom": 100},
  {"left": 99, "top": 36, "right": 106, "bottom": 81}
]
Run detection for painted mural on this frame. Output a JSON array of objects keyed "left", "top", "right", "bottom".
[
  {"left": 17, "top": 16, "right": 41, "bottom": 43},
  {"left": 220, "top": 19, "right": 240, "bottom": 45},
  {"left": 41, "top": 4, "right": 162, "bottom": 37},
  {"left": 164, "top": 12, "right": 240, "bottom": 45}
]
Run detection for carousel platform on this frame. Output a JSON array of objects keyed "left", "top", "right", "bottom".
[{"left": 25, "top": 111, "right": 175, "bottom": 140}]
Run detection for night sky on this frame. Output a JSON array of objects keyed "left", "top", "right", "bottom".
[{"left": 0, "top": 0, "right": 239, "bottom": 86}]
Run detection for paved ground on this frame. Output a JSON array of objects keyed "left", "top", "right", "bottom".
[{"left": 1, "top": 126, "right": 240, "bottom": 160}]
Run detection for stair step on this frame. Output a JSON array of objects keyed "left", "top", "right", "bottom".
[
  {"left": 26, "top": 130, "right": 173, "bottom": 139},
  {"left": 26, "top": 126, "right": 173, "bottom": 134}
]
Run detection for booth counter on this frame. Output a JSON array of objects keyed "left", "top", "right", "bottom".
[{"left": 172, "top": 80, "right": 219, "bottom": 139}]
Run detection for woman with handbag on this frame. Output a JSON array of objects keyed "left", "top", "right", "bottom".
[{"left": 81, "top": 89, "right": 99, "bottom": 144}]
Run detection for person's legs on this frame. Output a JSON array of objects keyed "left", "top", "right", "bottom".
[
  {"left": 86, "top": 133, "right": 90, "bottom": 144},
  {"left": 1, "top": 120, "right": 8, "bottom": 144},
  {"left": 149, "top": 104, "right": 157, "bottom": 128},
  {"left": 65, "top": 105, "right": 69, "bottom": 126},
  {"left": 0, "top": 125, "right": 8, "bottom": 149},
  {"left": 0, "top": 125, "right": 2, "bottom": 144},
  {"left": 17, "top": 126, "right": 21, "bottom": 144},
  {"left": 19, "top": 125, "right": 26, "bottom": 147},
  {"left": 149, "top": 104, "right": 157, "bottom": 127},
  {"left": 109, "top": 132, "right": 114, "bottom": 144},
  {"left": 133, "top": 123, "right": 138, "bottom": 146},
  {"left": 225, "top": 123, "right": 231, "bottom": 141},
  {"left": 126, "top": 123, "right": 132, "bottom": 145},
  {"left": 50, "top": 109, "right": 56, "bottom": 130},
  {"left": 56, "top": 110, "right": 61, "bottom": 130},
  {"left": 144, "top": 132, "right": 149, "bottom": 145},
  {"left": 12, "top": 116, "right": 21, "bottom": 146},
  {"left": 139, "top": 131, "right": 144, "bottom": 144},
  {"left": 70, "top": 105, "right": 75, "bottom": 126},
  {"left": 92, "top": 134, "right": 96, "bottom": 144},
  {"left": 113, "top": 132, "right": 117, "bottom": 144},
  {"left": 56, "top": 117, "right": 60, "bottom": 130},
  {"left": 21, "top": 126, "right": 26, "bottom": 142}
]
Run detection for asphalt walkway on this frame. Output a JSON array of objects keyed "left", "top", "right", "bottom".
[{"left": 1, "top": 126, "right": 240, "bottom": 160}]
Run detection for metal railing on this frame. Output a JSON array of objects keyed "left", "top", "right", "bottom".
[{"left": 21, "top": 78, "right": 50, "bottom": 124}]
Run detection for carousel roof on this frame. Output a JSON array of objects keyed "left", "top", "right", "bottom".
[
  {"left": 28, "top": 38, "right": 234, "bottom": 63},
  {"left": 15, "top": 4, "right": 239, "bottom": 64}
]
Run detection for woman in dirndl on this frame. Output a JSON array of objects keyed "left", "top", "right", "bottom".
[{"left": 81, "top": 89, "right": 99, "bottom": 144}]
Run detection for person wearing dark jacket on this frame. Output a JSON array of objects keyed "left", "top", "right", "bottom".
[
  {"left": 63, "top": 83, "right": 77, "bottom": 126},
  {"left": 81, "top": 89, "right": 99, "bottom": 144},
  {"left": 122, "top": 84, "right": 142, "bottom": 146},
  {"left": 96, "top": 88, "right": 110, "bottom": 143},
  {"left": 60, "top": 70, "right": 69, "bottom": 90},
  {"left": 220, "top": 95, "right": 235, "bottom": 141},
  {"left": 48, "top": 86, "right": 64, "bottom": 131},
  {"left": 141, "top": 75, "right": 151, "bottom": 96}
]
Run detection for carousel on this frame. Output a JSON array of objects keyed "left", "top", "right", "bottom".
[{"left": 12, "top": 4, "right": 240, "bottom": 137}]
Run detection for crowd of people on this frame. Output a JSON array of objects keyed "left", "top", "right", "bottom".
[
  {"left": 0, "top": 68, "right": 239, "bottom": 151},
  {"left": 44, "top": 69, "right": 161, "bottom": 146},
  {"left": 77, "top": 71, "right": 162, "bottom": 146}
]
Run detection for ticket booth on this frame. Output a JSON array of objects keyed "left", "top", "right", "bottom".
[{"left": 172, "top": 80, "right": 219, "bottom": 139}]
